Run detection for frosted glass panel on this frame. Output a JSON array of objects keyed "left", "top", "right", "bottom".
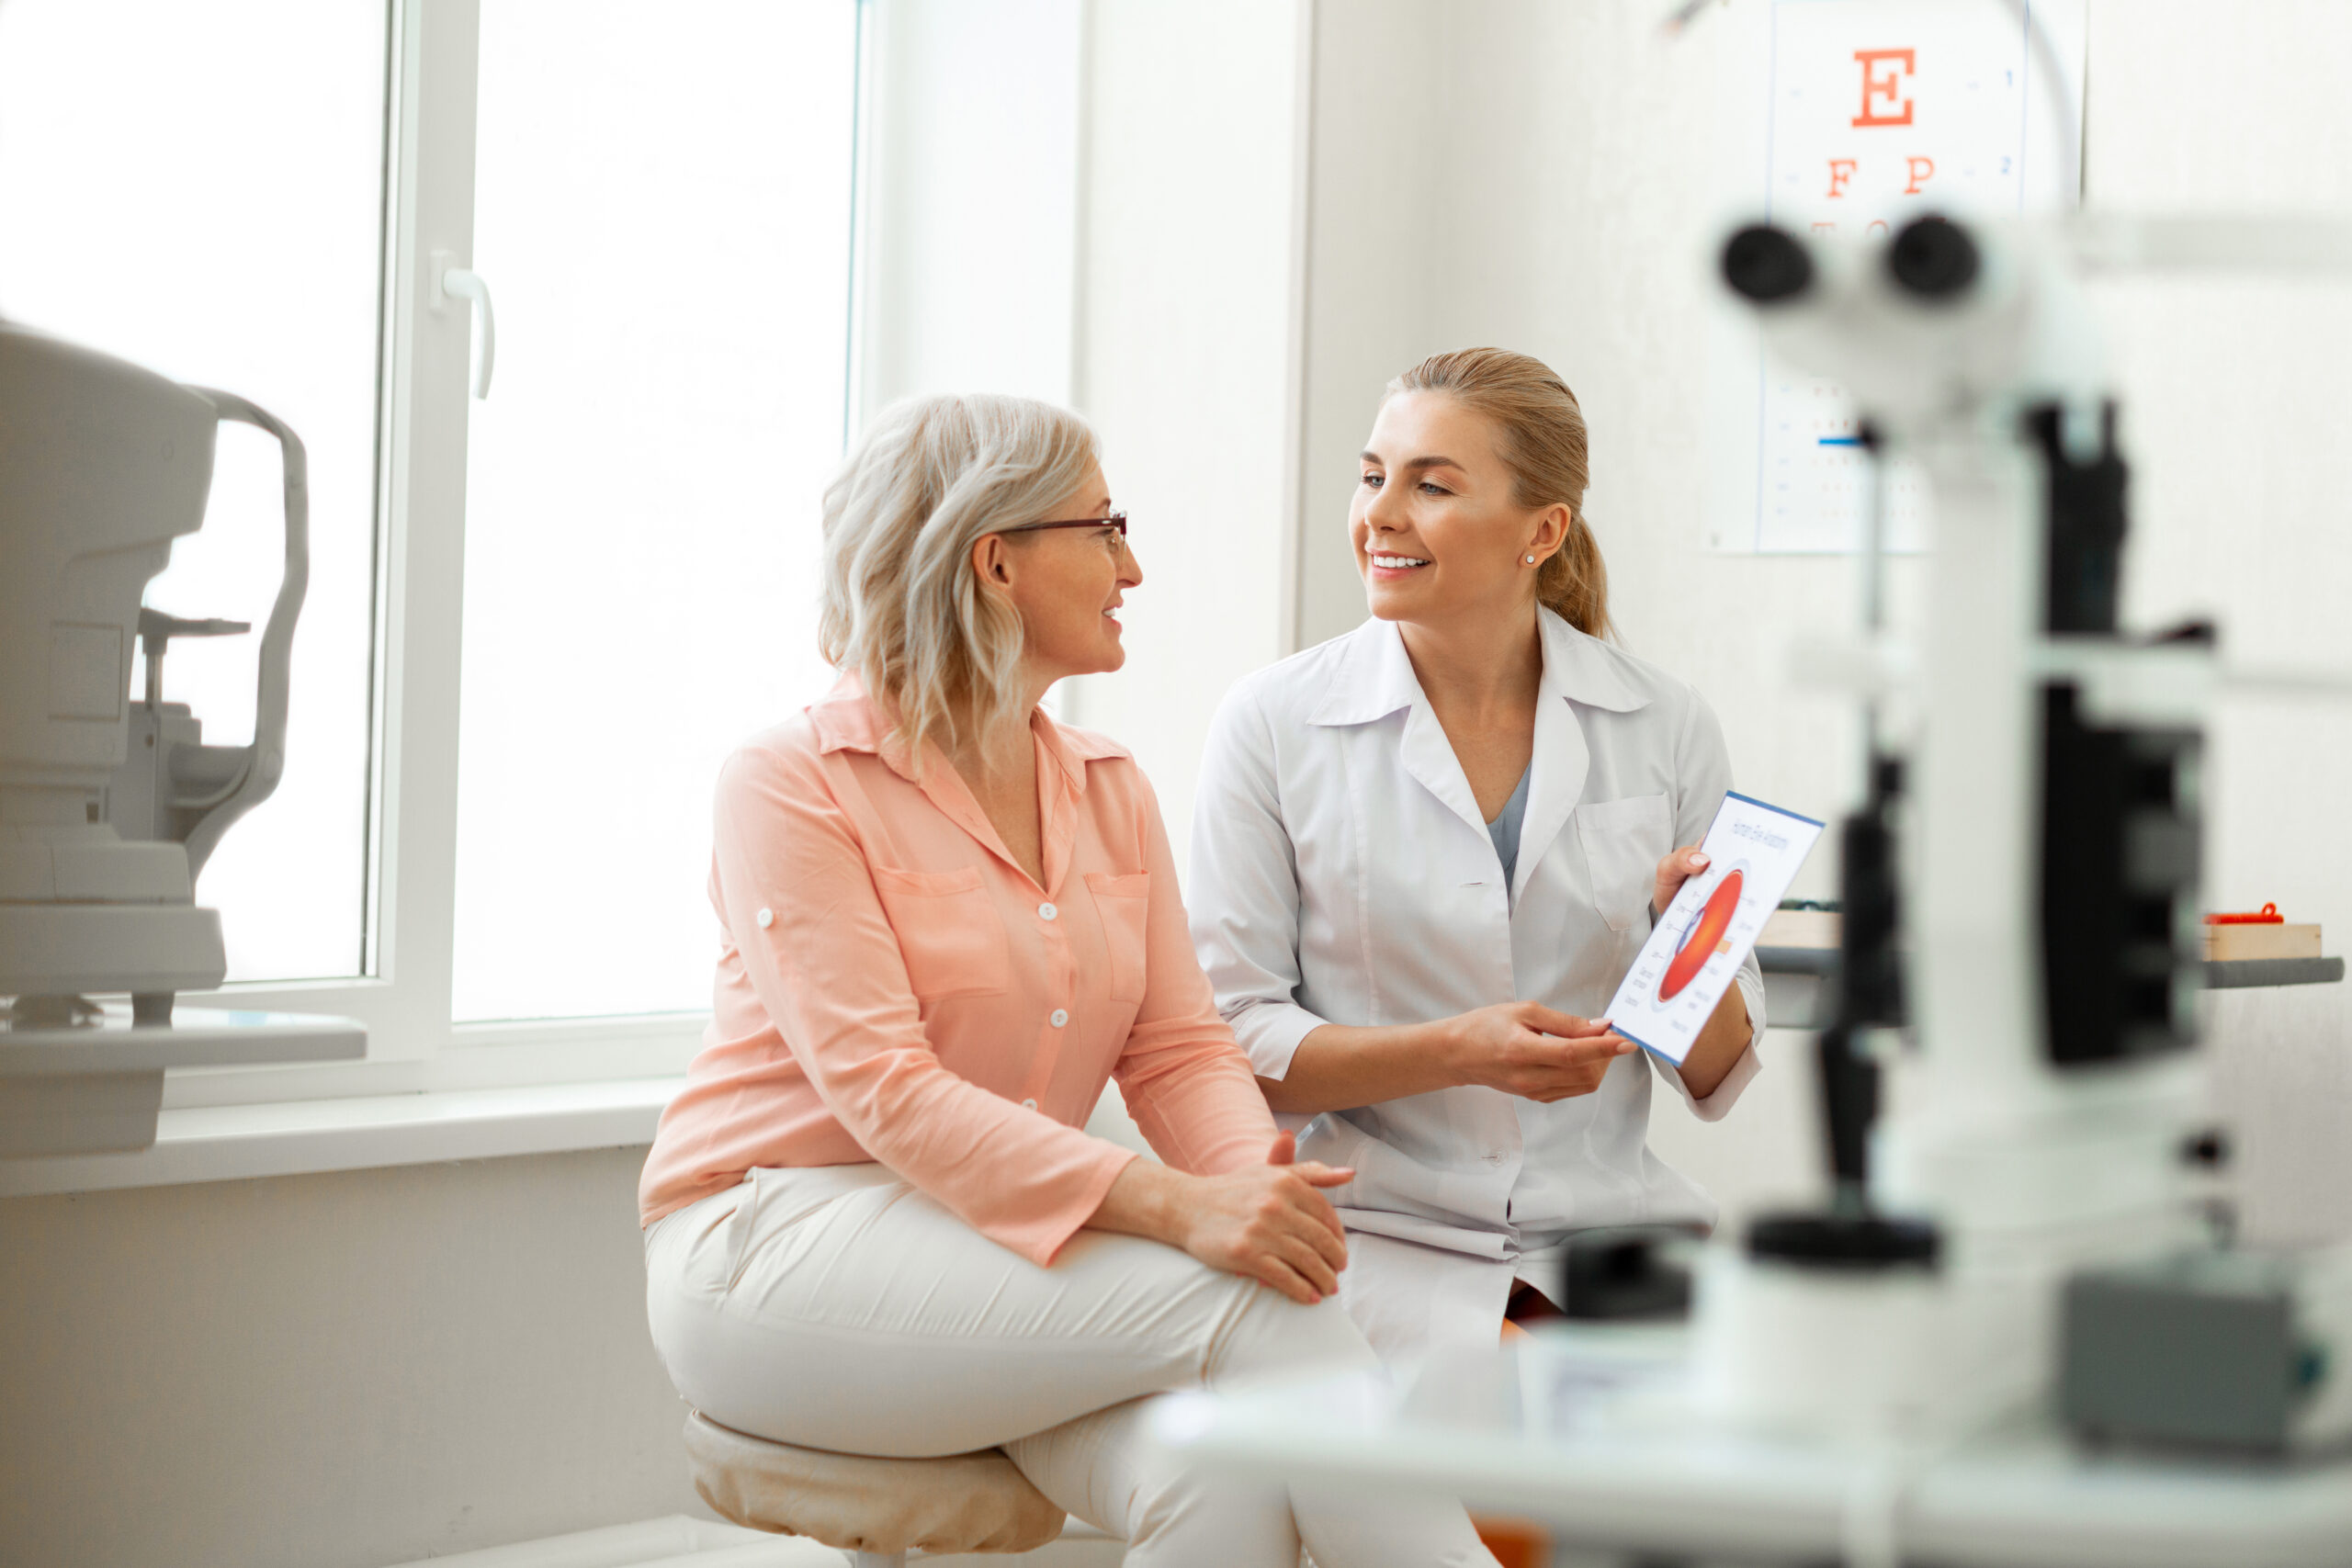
[
  {"left": 453, "top": 1, "right": 858, "bottom": 1021},
  {"left": 0, "top": 0, "right": 389, "bottom": 981}
]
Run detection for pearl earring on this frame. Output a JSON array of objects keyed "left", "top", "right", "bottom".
[{"left": 1524, "top": 555, "right": 1537, "bottom": 565}]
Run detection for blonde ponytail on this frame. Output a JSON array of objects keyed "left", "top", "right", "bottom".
[{"left": 1387, "top": 347, "right": 1613, "bottom": 640}]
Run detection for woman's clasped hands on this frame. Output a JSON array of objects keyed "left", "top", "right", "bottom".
[
  {"left": 1093, "top": 1130, "right": 1353, "bottom": 1305},
  {"left": 1180, "top": 1130, "right": 1353, "bottom": 1304}
]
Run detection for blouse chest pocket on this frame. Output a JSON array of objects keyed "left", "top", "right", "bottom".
[
  {"left": 869, "top": 865, "right": 1009, "bottom": 999},
  {"left": 1083, "top": 871, "right": 1150, "bottom": 1003},
  {"left": 1573, "top": 793, "right": 1672, "bottom": 933}
]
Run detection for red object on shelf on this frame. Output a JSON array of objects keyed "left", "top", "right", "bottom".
[
  {"left": 2206, "top": 903, "right": 2284, "bottom": 926},
  {"left": 1661, "top": 870, "right": 1744, "bottom": 1000}
]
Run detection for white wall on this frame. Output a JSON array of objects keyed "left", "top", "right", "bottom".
[
  {"left": 1292, "top": 0, "right": 2352, "bottom": 1238},
  {"left": 854, "top": 0, "right": 1085, "bottom": 415},
  {"left": 1057, "top": 0, "right": 1306, "bottom": 870},
  {"left": 851, "top": 0, "right": 1311, "bottom": 877},
  {"left": 0, "top": 1149, "right": 699, "bottom": 1568}
]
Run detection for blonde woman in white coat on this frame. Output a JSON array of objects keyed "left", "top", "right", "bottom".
[{"left": 1188, "top": 347, "right": 1766, "bottom": 1363}]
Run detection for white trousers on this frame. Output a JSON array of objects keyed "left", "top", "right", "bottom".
[{"left": 644, "top": 1164, "right": 1498, "bottom": 1568}]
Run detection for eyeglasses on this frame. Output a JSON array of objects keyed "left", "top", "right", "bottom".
[{"left": 1001, "top": 509, "right": 1128, "bottom": 540}]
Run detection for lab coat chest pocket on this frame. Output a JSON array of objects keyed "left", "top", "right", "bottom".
[
  {"left": 1573, "top": 793, "right": 1672, "bottom": 933},
  {"left": 869, "top": 865, "right": 1009, "bottom": 998},
  {"left": 1083, "top": 871, "right": 1150, "bottom": 1002}
]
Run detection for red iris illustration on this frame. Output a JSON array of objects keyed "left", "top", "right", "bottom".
[{"left": 1660, "top": 869, "right": 1743, "bottom": 1001}]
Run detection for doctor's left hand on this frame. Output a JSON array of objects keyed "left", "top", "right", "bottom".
[{"left": 1654, "top": 846, "right": 1711, "bottom": 915}]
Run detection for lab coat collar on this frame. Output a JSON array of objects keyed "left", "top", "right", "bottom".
[
  {"left": 1303, "top": 614, "right": 1649, "bottom": 898},
  {"left": 1517, "top": 611, "right": 1650, "bottom": 898},
  {"left": 1306, "top": 611, "right": 1649, "bottom": 728},
  {"left": 1304, "top": 618, "right": 1424, "bottom": 728},
  {"left": 1535, "top": 609, "right": 1649, "bottom": 716},
  {"left": 1300, "top": 623, "right": 1484, "bottom": 833}
]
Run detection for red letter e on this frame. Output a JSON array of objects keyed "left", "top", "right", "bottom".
[{"left": 1852, "top": 49, "right": 1916, "bottom": 128}]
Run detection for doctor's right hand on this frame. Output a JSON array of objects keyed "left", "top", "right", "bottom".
[{"left": 1437, "top": 1002, "right": 1636, "bottom": 1103}]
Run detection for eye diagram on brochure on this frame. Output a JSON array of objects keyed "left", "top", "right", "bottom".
[{"left": 1605, "top": 793, "right": 1824, "bottom": 1066}]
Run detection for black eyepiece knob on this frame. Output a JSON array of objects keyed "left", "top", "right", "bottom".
[
  {"left": 1887, "top": 215, "right": 1979, "bottom": 299},
  {"left": 1721, "top": 224, "right": 1814, "bottom": 304}
]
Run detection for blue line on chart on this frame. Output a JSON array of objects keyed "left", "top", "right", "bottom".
[{"left": 1818, "top": 435, "right": 1863, "bottom": 446}]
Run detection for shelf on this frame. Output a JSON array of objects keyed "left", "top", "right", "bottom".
[
  {"left": 2201, "top": 956, "right": 2345, "bottom": 989},
  {"left": 1756, "top": 945, "right": 1839, "bottom": 977},
  {"left": 1754, "top": 951, "right": 2340, "bottom": 1033},
  {"left": 1756, "top": 949, "right": 2344, "bottom": 987},
  {"left": 0, "top": 1005, "right": 365, "bottom": 1159}
]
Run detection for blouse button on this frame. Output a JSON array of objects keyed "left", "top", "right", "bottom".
[
  {"left": 1021, "top": 1098, "right": 1039, "bottom": 1111},
  {"left": 1050, "top": 1008, "right": 1069, "bottom": 1028},
  {"left": 1038, "top": 902, "right": 1058, "bottom": 921},
  {"left": 754, "top": 908, "right": 774, "bottom": 929}
]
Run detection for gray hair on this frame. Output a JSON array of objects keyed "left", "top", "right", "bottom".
[{"left": 818, "top": 393, "right": 1101, "bottom": 762}]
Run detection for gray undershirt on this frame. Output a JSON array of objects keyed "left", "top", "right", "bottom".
[{"left": 1486, "top": 764, "right": 1532, "bottom": 894}]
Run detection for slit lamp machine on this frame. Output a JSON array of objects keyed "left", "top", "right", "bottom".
[{"left": 1703, "top": 209, "right": 2352, "bottom": 1450}]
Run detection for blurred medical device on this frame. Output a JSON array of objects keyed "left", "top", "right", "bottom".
[
  {"left": 0, "top": 321, "right": 308, "bottom": 1027},
  {"left": 1709, "top": 209, "right": 2352, "bottom": 1454}
]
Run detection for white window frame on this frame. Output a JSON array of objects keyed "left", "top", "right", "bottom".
[
  {"left": 164, "top": 0, "right": 870, "bottom": 1111},
  {"left": 162, "top": 0, "right": 1108, "bottom": 1115}
]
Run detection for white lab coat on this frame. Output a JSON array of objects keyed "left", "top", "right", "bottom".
[{"left": 1187, "top": 609, "right": 1765, "bottom": 1361}]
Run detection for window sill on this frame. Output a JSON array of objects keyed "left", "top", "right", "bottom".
[{"left": 0, "top": 1075, "right": 683, "bottom": 1199}]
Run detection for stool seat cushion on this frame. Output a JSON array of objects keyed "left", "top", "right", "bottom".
[{"left": 683, "top": 1412, "right": 1066, "bottom": 1556}]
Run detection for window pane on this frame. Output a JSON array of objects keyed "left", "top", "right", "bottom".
[
  {"left": 453, "top": 0, "right": 858, "bottom": 1021},
  {"left": 0, "top": 0, "right": 388, "bottom": 982}
]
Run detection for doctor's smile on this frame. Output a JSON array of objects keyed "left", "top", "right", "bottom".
[{"left": 1191, "top": 347, "right": 1758, "bottom": 1372}]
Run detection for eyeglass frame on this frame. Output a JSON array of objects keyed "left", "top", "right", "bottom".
[{"left": 997, "top": 509, "right": 1128, "bottom": 540}]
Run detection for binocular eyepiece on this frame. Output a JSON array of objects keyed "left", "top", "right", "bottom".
[{"left": 1722, "top": 214, "right": 1982, "bottom": 305}]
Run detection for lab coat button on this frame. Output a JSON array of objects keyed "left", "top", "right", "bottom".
[
  {"left": 1022, "top": 1098, "right": 1039, "bottom": 1111},
  {"left": 1050, "top": 1009, "right": 1069, "bottom": 1028},
  {"left": 754, "top": 908, "right": 774, "bottom": 929},
  {"left": 1038, "top": 902, "right": 1058, "bottom": 921}
]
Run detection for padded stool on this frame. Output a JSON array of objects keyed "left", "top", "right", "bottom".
[{"left": 683, "top": 1410, "right": 1067, "bottom": 1567}]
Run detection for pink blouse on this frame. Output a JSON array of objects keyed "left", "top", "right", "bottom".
[{"left": 638, "top": 678, "right": 1279, "bottom": 1265}]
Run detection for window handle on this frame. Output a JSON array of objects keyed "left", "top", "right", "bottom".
[{"left": 431, "top": 251, "right": 496, "bottom": 399}]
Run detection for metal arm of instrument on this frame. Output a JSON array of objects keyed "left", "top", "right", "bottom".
[{"left": 174, "top": 389, "right": 309, "bottom": 880}]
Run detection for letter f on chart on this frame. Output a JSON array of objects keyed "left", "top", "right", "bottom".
[{"left": 1851, "top": 48, "right": 1916, "bottom": 128}]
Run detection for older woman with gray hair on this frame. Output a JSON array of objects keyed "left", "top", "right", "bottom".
[{"left": 639, "top": 394, "right": 1498, "bottom": 1567}]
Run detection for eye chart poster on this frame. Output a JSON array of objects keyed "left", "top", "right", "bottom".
[
  {"left": 1605, "top": 794, "right": 1824, "bottom": 1066},
  {"left": 1710, "top": 0, "right": 2087, "bottom": 554}
]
